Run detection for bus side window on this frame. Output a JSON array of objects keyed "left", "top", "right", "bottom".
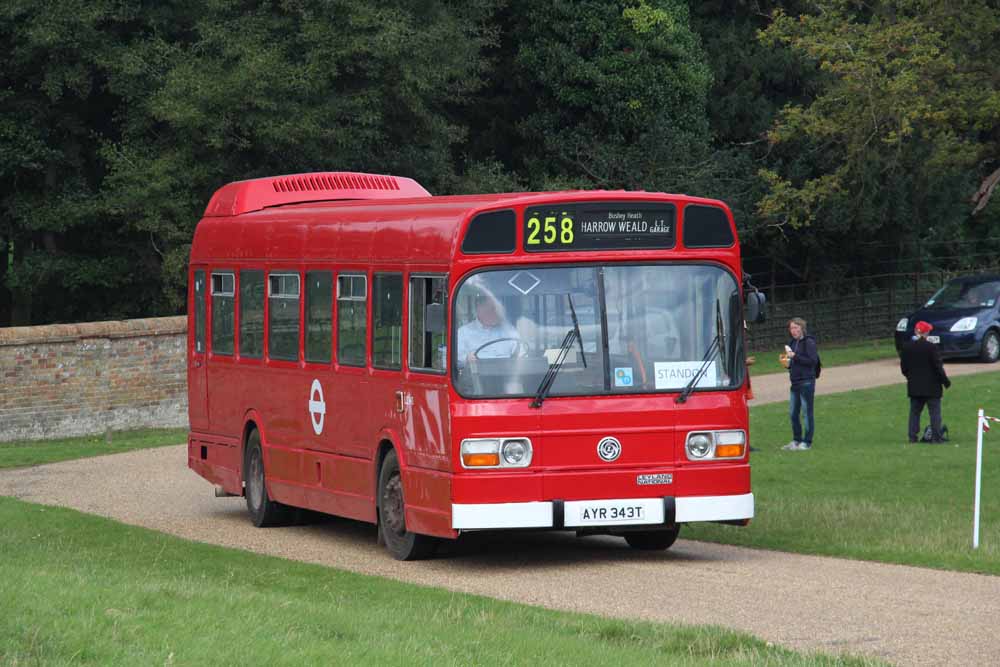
[
  {"left": 337, "top": 274, "right": 367, "bottom": 366},
  {"left": 239, "top": 270, "right": 264, "bottom": 358},
  {"left": 409, "top": 275, "right": 447, "bottom": 372},
  {"left": 211, "top": 272, "right": 235, "bottom": 355},
  {"left": 305, "top": 271, "right": 333, "bottom": 363},
  {"left": 373, "top": 273, "right": 403, "bottom": 369},
  {"left": 194, "top": 270, "right": 206, "bottom": 354},
  {"left": 268, "top": 273, "right": 300, "bottom": 361}
]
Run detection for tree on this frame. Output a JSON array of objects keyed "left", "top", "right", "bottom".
[
  {"left": 1, "top": 0, "right": 500, "bottom": 324},
  {"left": 756, "top": 1, "right": 1000, "bottom": 281},
  {"left": 464, "top": 0, "right": 712, "bottom": 193},
  {"left": 0, "top": 0, "right": 161, "bottom": 326}
]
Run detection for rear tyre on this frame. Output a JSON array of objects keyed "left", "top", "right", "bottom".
[
  {"left": 980, "top": 330, "right": 1000, "bottom": 363},
  {"left": 244, "top": 429, "right": 294, "bottom": 527},
  {"left": 378, "top": 450, "right": 436, "bottom": 560},
  {"left": 624, "top": 525, "right": 680, "bottom": 551}
]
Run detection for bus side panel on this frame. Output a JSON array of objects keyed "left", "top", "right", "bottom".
[
  {"left": 188, "top": 435, "right": 242, "bottom": 495},
  {"left": 402, "top": 466, "right": 456, "bottom": 539},
  {"left": 402, "top": 377, "right": 451, "bottom": 470},
  {"left": 266, "top": 446, "right": 377, "bottom": 524},
  {"left": 207, "top": 354, "right": 244, "bottom": 437}
]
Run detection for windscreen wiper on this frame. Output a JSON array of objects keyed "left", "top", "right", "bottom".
[
  {"left": 567, "top": 294, "right": 587, "bottom": 369},
  {"left": 676, "top": 300, "right": 723, "bottom": 404},
  {"left": 531, "top": 328, "right": 578, "bottom": 408}
]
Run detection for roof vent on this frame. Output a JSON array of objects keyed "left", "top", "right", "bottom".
[{"left": 203, "top": 171, "right": 431, "bottom": 217}]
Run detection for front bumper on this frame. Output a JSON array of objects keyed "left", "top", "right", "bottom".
[{"left": 451, "top": 493, "right": 754, "bottom": 530}]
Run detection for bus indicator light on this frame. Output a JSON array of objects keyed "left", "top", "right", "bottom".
[
  {"left": 464, "top": 453, "right": 501, "bottom": 467},
  {"left": 715, "top": 444, "right": 744, "bottom": 458}
]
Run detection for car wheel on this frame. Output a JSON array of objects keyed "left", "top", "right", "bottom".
[
  {"left": 378, "top": 450, "right": 436, "bottom": 560},
  {"left": 244, "top": 429, "right": 294, "bottom": 527},
  {"left": 624, "top": 525, "right": 681, "bottom": 551},
  {"left": 980, "top": 330, "right": 1000, "bottom": 363}
]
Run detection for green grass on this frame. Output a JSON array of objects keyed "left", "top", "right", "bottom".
[
  {"left": 0, "top": 428, "right": 186, "bottom": 469},
  {"left": 0, "top": 498, "right": 874, "bottom": 666},
  {"left": 751, "top": 338, "right": 898, "bottom": 375},
  {"left": 686, "top": 371, "right": 1000, "bottom": 574}
]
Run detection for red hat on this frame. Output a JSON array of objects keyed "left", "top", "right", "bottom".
[{"left": 915, "top": 321, "right": 933, "bottom": 334}]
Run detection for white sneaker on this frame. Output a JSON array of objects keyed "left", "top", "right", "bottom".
[
  {"left": 782, "top": 441, "right": 800, "bottom": 450},
  {"left": 795, "top": 442, "right": 812, "bottom": 451}
]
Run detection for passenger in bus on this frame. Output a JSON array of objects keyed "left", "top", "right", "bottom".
[{"left": 456, "top": 292, "right": 519, "bottom": 369}]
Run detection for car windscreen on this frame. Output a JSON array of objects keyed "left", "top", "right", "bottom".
[
  {"left": 452, "top": 264, "right": 744, "bottom": 398},
  {"left": 925, "top": 280, "right": 1000, "bottom": 310}
]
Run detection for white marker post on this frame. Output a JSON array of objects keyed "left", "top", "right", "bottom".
[{"left": 974, "top": 408, "right": 984, "bottom": 549}]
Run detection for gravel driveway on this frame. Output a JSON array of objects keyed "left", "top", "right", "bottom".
[
  {"left": 3, "top": 441, "right": 1000, "bottom": 666},
  {"left": 749, "top": 356, "right": 999, "bottom": 406}
]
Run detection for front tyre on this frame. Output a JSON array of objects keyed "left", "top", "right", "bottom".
[
  {"left": 624, "top": 525, "right": 680, "bottom": 551},
  {"left": 980, "top": 330, "right": 1000, "bottom": 363},
  {"left": 378, "top": 450, "right": 436, "bottom": 560},
  {"left": 244, "top": 429, "right": 294, "bottom": 527}
]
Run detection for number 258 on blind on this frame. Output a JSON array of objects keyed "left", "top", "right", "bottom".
[{"left": 526, "top": 214, "right": 574, "bottom": 247}]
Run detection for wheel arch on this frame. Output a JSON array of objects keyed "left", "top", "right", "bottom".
[{"left": 375, "top": 438, "right": 397, "bottom": 510}]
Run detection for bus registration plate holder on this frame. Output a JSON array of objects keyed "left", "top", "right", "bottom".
[{"left": 564, "top": 498, "right": 664, "bottom": 527}]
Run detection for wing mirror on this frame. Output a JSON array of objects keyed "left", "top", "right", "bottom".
[{"left": 745, "top": 291, "right": 766, "bottom": 323}]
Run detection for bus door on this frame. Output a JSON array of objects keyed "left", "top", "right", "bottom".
[
  {"left": 189, "top": 268, "right": 209, "bottom": 431},
  {"left": 401, "top": 275, "right": 451, "bottom": 466}
]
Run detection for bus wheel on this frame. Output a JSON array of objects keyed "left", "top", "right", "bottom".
[
  {"left": 378, "top": 450, "right": 435, "bottom": 560},
  {"left": 624, "top": 526, "right": 680, "bottom": 551},
  {"left": 244, "top": 429, "right": 293, "bottom": 527}
]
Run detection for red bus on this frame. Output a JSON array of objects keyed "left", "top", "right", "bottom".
[{"left": 187, "top": 171, "right": 765, "bottom": 560}]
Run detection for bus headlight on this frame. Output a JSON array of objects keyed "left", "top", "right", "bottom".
[
  {"left": 686, "top": 433, "right": 713, "bottom": 459},
  {"left": 685, "top": 431, "right": 746, "bottom": 460},
  {"left": 461, "top": 438, "right": 533, "bottom": 468},
  {"left": 501, "top": 439, "right": 532, "bottom": 467}
]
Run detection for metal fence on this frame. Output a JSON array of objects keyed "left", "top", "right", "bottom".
[{"left": 747, "top": 265, "right": 1000, "bottom": 351}]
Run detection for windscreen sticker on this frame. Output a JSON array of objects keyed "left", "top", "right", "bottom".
[
  {"left": 654, "top": 361, "right": 717, "bottom": 390},
  {"left": 507, "top": 271, "right": 540, "bottom": 295},
  {"left": 614, "top": 367, "right": 634, "bottom": 387}
]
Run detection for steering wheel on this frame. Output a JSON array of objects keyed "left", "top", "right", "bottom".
[{"left": 473, "top": 337, "right": 529, "bottom": 359}]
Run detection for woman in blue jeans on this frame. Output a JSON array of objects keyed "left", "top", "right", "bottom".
[{"left": 781, "top": 317, "right": 819, "bottom": 451}]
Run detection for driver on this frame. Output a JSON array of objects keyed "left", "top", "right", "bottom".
[{"left": 456, "top": 293, "right": 519, "bottom": 369}]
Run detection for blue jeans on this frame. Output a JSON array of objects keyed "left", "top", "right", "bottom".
[{"left": 789, "top": 381, "right": 816, "bottom": 445}]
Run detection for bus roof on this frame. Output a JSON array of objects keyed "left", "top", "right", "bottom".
[{"left": 191, "top": 172, "right": 736, "bottom": 266}]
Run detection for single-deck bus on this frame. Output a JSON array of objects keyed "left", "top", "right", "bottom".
[{"left": 187, "top": 171, "right": 765, "bottom": 560}]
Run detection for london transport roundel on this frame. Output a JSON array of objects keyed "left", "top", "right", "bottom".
[{"left": 309, "top": 379, "right": 326, "bottom": 435}]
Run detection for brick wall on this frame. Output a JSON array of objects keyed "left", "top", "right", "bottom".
[{"left": 0, "top": 317, "right": 188, "bottom": 442}]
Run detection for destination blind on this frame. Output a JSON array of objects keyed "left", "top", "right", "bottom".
[{"left": 523, "top": 202, "right": 675, "bottom": 251}]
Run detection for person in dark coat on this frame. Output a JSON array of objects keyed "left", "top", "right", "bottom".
[
  {"left": 781, "top": 317, "right": 819, "bottom": 451},
  {"left": 900, "top": 320, "right": 951, "bottom": 443}
]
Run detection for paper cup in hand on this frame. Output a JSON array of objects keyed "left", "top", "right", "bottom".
[{"left": 779, "top": 353, "right": 790, "bottom": 369}]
